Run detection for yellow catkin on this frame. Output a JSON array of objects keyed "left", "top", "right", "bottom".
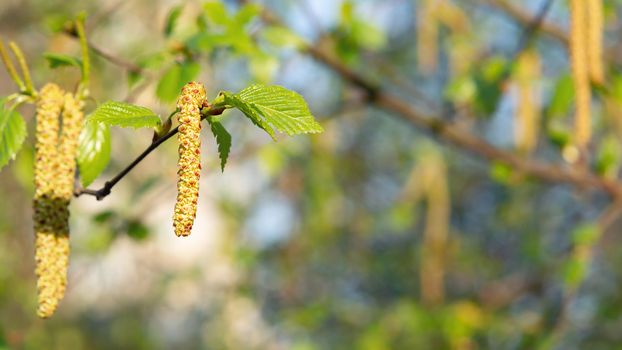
[
  {"left": 33, "top": 83, "right": 68, "bottom": 318},
  {"left": 586, "top": 0, "right": 604, "bottom": 85},
  {"left": 570, "top": 0, "right": 591, "bottom": 148},
  {"left": 514, "top": 49, "right": 541, "bottom": 155},
  {"left": 173, "top": 82, "right": 206, "bottom": 237},
  {"left": 420, "top": 153, "right": 449, "bottom": 307},
  {"left": 417, "top": 0, "right": 439, "bottom": 72},
  {"left": 58, "top": 93, "right": 84, "bottom": 198}
]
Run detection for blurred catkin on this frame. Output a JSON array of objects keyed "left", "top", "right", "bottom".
[
  {"left": 569, "top": 0, "right": 591, "bottom": 148},
  {"left": 586, "top": 0, "right": 604, "bottom": 85},
  {"left": 173, "top": 82, "right": 206, "bottom": 237},
  {"left": 514, "top": 49, "right": 541, "bottom": 155},
  {"left": 420, "top": 152, "right": 450, "bottom": 307},
  {"left": 33, "top": 83, "right": 68, "bottom": 318},
  {"left": 417, "top": 0, "right": 438, "bottom": 72}
]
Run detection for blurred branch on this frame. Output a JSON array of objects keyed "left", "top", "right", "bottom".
[
  {"left": 482, "top": 0, "right": 568, "bottom": 46},
  {"left": 247, "top": 2, "right": 622, "bottom": 198},
  {"left": 74, "top": 106, "right": 226, "bottom": 200},
  {"left": 63, "top": 27, "right": 143, "bottom": 74},
  {"left": 513, "top": 0, "right": 555, "bottom": 57}
]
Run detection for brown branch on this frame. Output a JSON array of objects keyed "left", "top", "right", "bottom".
[
  {"left": 253, "top": 2, "right": 622, "bottom": 199},
  {"left": 74, "top": 106, "right": 226, "bottom": 200},
  {"left": 482, "top": 0, "right": 568, "bottom": 46}
]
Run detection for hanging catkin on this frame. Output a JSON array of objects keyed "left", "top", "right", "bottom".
[
  {"left": 514, "top": 49, "right": 541, "bottom": 155},
  {"left": 569, "top": 0, "right": 591, "bottom": 148},
  {"left": 586, "top": 0, "right": 604, "bottom": 85},
  {"left": 417, "top": 0, "right": 439, "bottom": 72},
  {"left": 33, "top": 83, "right": 68, "bottom": 318},
  {"left": 420, "top": 152, "right": 449, "bottom": 307},
  {"left": 173, "top": 82, "right": 206, "bottom": 237},
  {"left": 58, "top": 93, "right": 84, "bottom": 197}
]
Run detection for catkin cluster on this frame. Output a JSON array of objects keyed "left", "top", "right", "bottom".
[
  {"left": 173, "top": 82, "right": 206, "bottom": 237},
  {"left": 33, "top": 84, "right": 84, "bottom": 318}
]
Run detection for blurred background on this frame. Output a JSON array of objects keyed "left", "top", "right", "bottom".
[{"left": 2, "top": 0, "right": 622, "bottom": 349}]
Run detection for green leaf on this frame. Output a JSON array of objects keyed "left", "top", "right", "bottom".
[
  {"left": 233, "top": 3, "right": 261, "bottom": 26},
  {"left": 546, "top": 73, "right": 574, "bottom": 119},
  {"left": 88, "top": 101, "right": 161, "bottom": 129},
  {"left": 208, "top": 119, "right": 232, "bottom": 171},
  {"left": 562, "top": 258, "right": 587, "bottom": 289},
  {"left": 127, "top": 220, "right": 150, "bottom": 240},
  {"left": 77, "top": 121, "right": 111, "bottom": 187},
  {"left": 203, "top": 1, "right": 230, "bottom": 26},
  {"left": 262, "top": 26, "right": 305, "bottom": 49},
  {"left": 249, "top": 53, "right": 278, "bottom": 83},
  {"left": 0, "top": 101, "right": 27, "bottom": 171},
  {"left": 156, "top": 61, "right": 201, "bottom": 103},
  {"left": 223, "top": 85, "right": 323, "bottom": 138},
  {"left": 43, "top": 52, "right": 82, "bottom": 69},
  {"left": 572, "top": 223, "right": 601, "bottom": 246},
  {"left": 164, "top": 5, "right": 183, "bottom": 37},
  {"left": 222, "top": 92, "right": 276, "bottom": 140}
]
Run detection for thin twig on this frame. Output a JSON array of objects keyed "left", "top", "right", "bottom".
[
  {"left": 513, "top": 0, "right": 555, "bottom": 57},
  {"left": 481, "top": 0, "right": 568, "bottom": 45},
  {"left": 75, "top": 106, "right": 226, "bottom": 200},
  {"left": 63, "top": 27, "right": 143, "bottom": 74}
]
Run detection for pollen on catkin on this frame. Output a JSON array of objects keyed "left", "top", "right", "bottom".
[
  {"left": 173, "top": 82, "right": 206, "bottom": 237},
  {"left": 58, "top": 92, "right": 84, "bottom": 199},
  {"left": 33, "top": 83, "right": 68, "bottom": 319},
  {"left": 569, "top": 0, "right": 591, "bottom": 149}
]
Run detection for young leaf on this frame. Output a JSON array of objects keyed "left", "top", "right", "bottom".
[
  {"left": 203, "top": 1, "right": 230, "bottom": 26},
  {"left": 261, "top": 26, "right": 305, "bottom": 49},
  {"left": 208, "top": 119, "right": 232, "bottom": 171},
  {"left": 77, "top": 121, "right": 111, "bottom": 187},
  {"left": 88, "top": 101, "right": 161, "bottom": 128},
  {"left": 222, "top": 91, "right": 276, "bottom": 140},
  {"left": 0, "top": 103, "right": 27, "bottom": 170},
  {"left": 546, "top": 73, "right": 574, "bottom": 119},
  {"left": 43, "top": 52, "right": 82, "bottom": 69},
  {"left": 164, "top": 5, "right": 183, "bottom": 37},
  {"left": 224, "top": 84, "right": 323, "bottom": 138}
]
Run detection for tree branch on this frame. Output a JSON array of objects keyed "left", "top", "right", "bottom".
[
  {"left": 255, "top": 2, "right": 622, "bottom": 199},
  {"left": 481, "top": 0, "right": 568, "bottom": 46},
  {"left": 74, "top": 106, "right": 226, "bottom": 200}
]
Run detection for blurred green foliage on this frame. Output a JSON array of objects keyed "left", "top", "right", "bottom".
[{"left": 1, "top": 0, "right": 622, "bottom": 349}]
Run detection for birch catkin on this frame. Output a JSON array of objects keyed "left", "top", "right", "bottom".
[
  {"left": 586, "top": 0, "right": 604, "bottom": 85},
  {"left": 417, "top": 0, "right": 439, "bottom": 72},
  {"left": 173, "top": 82, "right": 206, "bottom": 237},
  {"left": 569, "top": 0, "right": 591, "bottom": 148},
  {"left": 514, "top": 50, "right": 541, "bottom": 155},
  {"left": 33, "top": 83, "right": 68, "bottom": 318}
]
